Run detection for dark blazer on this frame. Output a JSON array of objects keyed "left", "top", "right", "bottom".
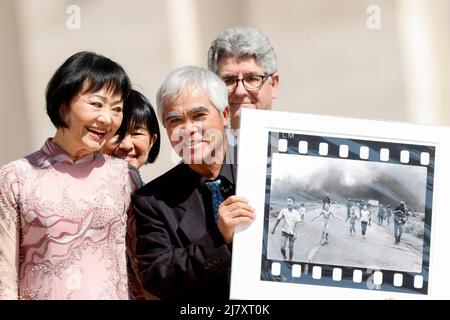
[{"left": 132, "top": 163, "right": 233, "bottom": 300}]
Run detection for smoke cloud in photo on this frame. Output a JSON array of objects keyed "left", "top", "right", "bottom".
[{"left": 270, "top": 153, "right": 427, "bottom": 210}]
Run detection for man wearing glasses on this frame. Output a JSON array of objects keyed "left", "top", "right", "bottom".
[{"left": 208, "top": 26, "right": 280, "bottom": 130}]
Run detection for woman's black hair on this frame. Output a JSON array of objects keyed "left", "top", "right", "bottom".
[
  {"left": 117, "top": 89, "right": 161, "bottom": 164},
  {"left": 46, "top": 51, "right": 131, "bottom": 128}
]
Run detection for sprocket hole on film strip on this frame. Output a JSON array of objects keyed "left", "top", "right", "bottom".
[
  {"left": 263, "top": 131, "right": 434, "bottom": 294},
  {"left": 278, "top": 137, "right": 431, "bottom": 165},
  {"left": 269, "top": 262, "right": 425, "bottom": 290}
]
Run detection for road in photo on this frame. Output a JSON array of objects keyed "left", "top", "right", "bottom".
[{"left": 268, "top": 200, "right": 423, "bottom": 272}]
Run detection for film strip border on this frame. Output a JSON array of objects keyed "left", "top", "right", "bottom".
[
  {"left": 260, "top": 131, "right": 435, "bottom": 295},
  {"left": 260, "top": 260, "right": 427, "bottom": 294},
  {"left": 273, "top": 131, "right": 435, "bottom": 167}
]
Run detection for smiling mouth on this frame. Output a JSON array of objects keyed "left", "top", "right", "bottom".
[
  {"left": 123, "top": 155, "right": 136, "bottom": 160},
  {"left": 86, "top": 126, "right": 107, "bottom": 141},
  {"left": 182, "top": 140, "right": 207, "bottom": 149}
]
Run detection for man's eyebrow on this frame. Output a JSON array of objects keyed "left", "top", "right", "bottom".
[
  {"left": 189, "top": 106, "right": 209, "bottom": 114},
  {"left": 221, "top": 72, "right": 261, "bottom": 78},
  {"left": 164, "top": 111, "right": 182, "bottom": 120},
  {"left": 220, "top": 73, "right": 236, "bottom": 78}
]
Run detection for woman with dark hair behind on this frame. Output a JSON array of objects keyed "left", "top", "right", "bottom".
[
  {"left": 102, "top": 89, "right": 160, "bottom": 172},
  {"left": 0, "top": 51, "right": 140, "bottom": 299},
  {"left": 102, "top": 89, "right": 161, "bottom": 299}
]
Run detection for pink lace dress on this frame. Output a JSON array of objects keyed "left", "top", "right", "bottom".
[{"left": 0, "top": 139, "right": 139, "bottom": 299}]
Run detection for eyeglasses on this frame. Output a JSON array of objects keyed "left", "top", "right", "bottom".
[{"left": 222, "top": 74, "right": 271, "bottom": 93}]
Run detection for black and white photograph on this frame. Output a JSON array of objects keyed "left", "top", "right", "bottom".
[
  {"left": 260, "top": 131, "right": 434, "bottom": 294},
  {"left": 268, "top": 152, "right": 428, "bottom": 273},
  {"left": 230, "top": 109, "right": 450, "bottom": 300}
]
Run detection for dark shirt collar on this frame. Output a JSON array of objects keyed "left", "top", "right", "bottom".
[
  {"left": 198, "top": 158, "right": 235, "bottom": 189},
  {"left": 181, "top": 144, "right": 236, "bottom": 188}
]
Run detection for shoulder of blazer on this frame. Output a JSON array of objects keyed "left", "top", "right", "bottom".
[{"left": 133, "top": 163, "right": 199, "bottom": 200}]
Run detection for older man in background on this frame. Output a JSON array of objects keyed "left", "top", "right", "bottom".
[{"left": 208, "top": 26, "right": 279, "bottom": 130}]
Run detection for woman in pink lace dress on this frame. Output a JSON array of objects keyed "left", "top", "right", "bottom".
[
  {"left": 0, "top": 51, "right": 140, "bottom": 300},
  {"left": 102, "top": 89, "right": 161, "bottom": 300}
]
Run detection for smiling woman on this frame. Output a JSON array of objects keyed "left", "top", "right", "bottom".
[
  {"left": 102, "top": 89, "right": 161, "bottom": 172},
  {"left": 0, "top": 51, "right": 141, "bottom": 300}
]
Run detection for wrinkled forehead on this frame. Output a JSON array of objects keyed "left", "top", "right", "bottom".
[
  {"left": 165, "top": 87, "right": 213, "bottom": 113},
  {"left": 166, "top": 83, "right": 197, "bottom": 104},
  {"left": 217, "top": 55, "right": 265, "bottom": 74}
]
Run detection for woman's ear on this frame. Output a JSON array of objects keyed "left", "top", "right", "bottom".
[
  {"left": 149, "top": 133, "right": 158, "bottom": 149},
  {"left": 59, "top": 102, "right": 70, "bottom": 127}
]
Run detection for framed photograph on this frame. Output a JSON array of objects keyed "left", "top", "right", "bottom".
[{"left": 230, "top": 109, "right": 450, "bottom": 299}]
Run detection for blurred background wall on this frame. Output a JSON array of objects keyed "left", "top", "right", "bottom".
[{"left": 1, "top": 0, "right": 449, "bottom": 182}]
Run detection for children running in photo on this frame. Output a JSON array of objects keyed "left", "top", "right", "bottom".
[
  {"left": 345, "top": 206, "right": 359, "bottom": 235},
  {"left": 271, "top": 197, "right": 301, "bottom": 261},
  {"left": 311, "top": 202, "right": 341, "bottom": 245},
  {"left": 298, "top": 203, "right": 306, "bottom": 223},
  {"left": 385, "top": 204, "right": 392, "bottom": 226},
  {"left": 360, "top": 205, "right": 371, "bottom": 240}
]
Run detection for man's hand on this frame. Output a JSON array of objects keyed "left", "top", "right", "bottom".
[{"left": 217, "top": 195, "right": 256, "bottom": 244}]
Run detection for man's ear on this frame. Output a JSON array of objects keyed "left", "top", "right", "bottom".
[
  {"left": 270, "top": 72, "right": 280, "bottom": 100},
  {"left": 222, "top": 106, "right": 230, "bottom": 127}
]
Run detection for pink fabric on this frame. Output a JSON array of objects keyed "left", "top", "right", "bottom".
[{"left": 0, "top": 139, "right": 139, "bottom": 300}]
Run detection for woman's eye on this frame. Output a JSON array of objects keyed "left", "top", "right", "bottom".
[
  {"left": 112, "top": 107, "right": 123, "bottom": 113},
  {"left": 91, "top": 102, "right": 102, "bottom": 108}
]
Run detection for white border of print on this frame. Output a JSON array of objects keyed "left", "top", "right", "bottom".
[{"left": 230, "top": 109, "right": 450, "bottom": 300}]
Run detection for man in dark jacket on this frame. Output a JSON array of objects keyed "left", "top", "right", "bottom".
[{"left": 132, "top": 66, "right": 255, "bottom": 300}]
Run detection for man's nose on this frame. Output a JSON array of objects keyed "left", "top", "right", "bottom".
[
  {"left": 233, "top": 79, "right": 248, "bottom": 95},
  {"left": 184, "top": 119, "right": 200, "bottom": 133}
]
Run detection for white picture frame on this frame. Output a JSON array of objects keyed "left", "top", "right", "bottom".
[{"left": 230, "top": 108, "right": 450, "bottom": 299}]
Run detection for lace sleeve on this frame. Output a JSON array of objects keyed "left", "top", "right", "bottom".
[{"left": 0, "top": 164, "right": 21, "bottom": 300}]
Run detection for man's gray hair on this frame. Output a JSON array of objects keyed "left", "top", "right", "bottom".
[
  {"left": 207, "top": 26, "right": 278, "bottom": 75},
  {"left": 156, "top": 66, "right": 228, "bottom": 122}
]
